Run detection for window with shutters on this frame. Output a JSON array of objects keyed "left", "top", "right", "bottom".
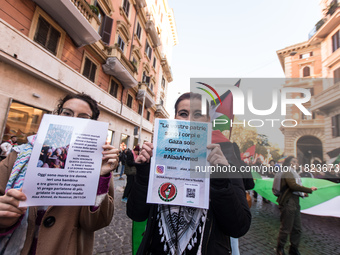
[
  {"left": 142, "top": 71, "right": 150, "bottom": 85},
  {"left": 34, "top": 16, "right": 61, "bottom": 55},
  {"left": 118, "top": 35, "right": 125, "bottom": 52},
  {"left": 122, "top": 0, "right": 130, "bottom": 17},
  {"left": 145, "top": 40, "right": 152, "bottom": 60},
  {"left": 138, "top": 104, "right": 142, "bottom": 115},
  {"left": 334, "top": 67, "right": 340, "bottom": 84},
  {"left": 29, "top": 7, "right": 66, "bottom": 58},
  {"left": 109, "top": 79, "right": 119, "bottom": 98},
  {"left": 303, "top": 66, "right": 310, "bottom": 77},
  {"left": 153, "top": 57, "right": 156, "bottom": 69},
  {"left": 127, "top": 94, "right": 133, "bottom": 108},
  {"left": 332, "top": 114, "right": 340, "bottom": 137},
  {"left": 100, "top": 15, "right": 113, "bottom": 45},
  {"left": 146, "top": 111, "right": 150, "bottom": 121},
  {"left": 332, "top": 30, "right": 340, "bottom": 52},
  {"left": 81, "top": 55, "right": 98, "bottom": 83},
  {"left": 136, "top": 22, "right": 142, "bottom": 41},
  {"left": 162, "top": 77, "right": 166, "bottom": 88}
]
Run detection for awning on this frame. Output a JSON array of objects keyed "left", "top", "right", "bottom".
[
  {"left": 145, "top": 20, "right": 161, "bottom": 47},
  {"left": 137, "top": 89, "right": 155, "bottom": 108},
  {"left": 102, "top": 57, "right": 138, "bottom": 89},
  {"left": 135, "top": 0, "right": 146, "bottom": 8},
  {"left": 33, "top": 0, "right": 101, "bottom": 47}
]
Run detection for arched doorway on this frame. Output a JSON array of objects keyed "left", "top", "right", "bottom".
[{"left": 296, "top": 136, "right": 323, "bottom": 166}]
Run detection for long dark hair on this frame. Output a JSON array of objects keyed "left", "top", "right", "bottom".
[
  {"left": 174, "top": 92, "right": 210, "bottom": 117},
  {"left": 55, "top": 93, "right": 100, "bottom": 120},
  {"left": 282, "top": 156, "right": 295, "bottom": 167}
]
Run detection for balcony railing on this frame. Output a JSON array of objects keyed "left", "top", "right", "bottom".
[
  {"left": 137, "top": 83, "right": 155, "bottom": 108},
  {"left": 145, "top": 20, "right": 161, "bottom": 47},
  {"left": 161, "top": 54, "right": 173, "bottom": 82},
  {"left": 155, "top": 104, "right": 169, "bottom": 119},
  {"left": 308, "top": 18, "right": 325, "bottom": 39},
  {"left": 135, "top": 0, "right": 146, "bottom": 8},
  {"left": 33, "top": 0, "right": 101, "bottom": 46},
  {"left": 309, "top": 4, "right": 340, "bottom": 40},
  {"left": 102, "top": 57, "right": 138, "bottom": 89}
]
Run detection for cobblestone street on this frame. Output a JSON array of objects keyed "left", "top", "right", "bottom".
[
  {"left": 93, "top": 177, "right": 340, "bottom": 255},
  {"left": 93, "top": 175, "right": 132, "bottom": 255},
  {"left": 239, "top": 195, "right": 340, "bottom": 255}
]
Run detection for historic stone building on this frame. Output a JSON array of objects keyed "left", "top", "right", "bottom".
[
  {"left": 277, "top": 42, "right": 325, "bottom": 164},
  {"left": 310, "top": 0, "right": 340, "bottom": 163},
  {"left": 277, "top": 0, "right": 340, "bottom": 164},
  {"left": 0, "top": 0, "right": 178, "bottom": 149}
]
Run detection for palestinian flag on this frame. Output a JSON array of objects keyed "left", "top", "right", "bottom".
[
  {"left": 327, "top": 147, "right": 340, "bottom": 165},
  {"left": 241, "top": 145, "right": 256, "bottom": 161},
  {"left": 253, "top": 178, "right": 340, "bottom": 218},
  {"left": 205, "top": 79, "right": 241, "bottom": 142}
]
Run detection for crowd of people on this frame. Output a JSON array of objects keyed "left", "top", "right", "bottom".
[
  {"left": 0, "top": 136, "right": 18, "bottom": 159},
  {"left": 0, "top": 92, "right": 338, "bottom": 255},
  {"left": 38, "top": 145, "right": 69, "bottom": 169}
]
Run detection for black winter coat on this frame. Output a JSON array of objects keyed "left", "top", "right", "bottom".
[{"left": 127, "top": 161, "right": 251, "bottom": 255}]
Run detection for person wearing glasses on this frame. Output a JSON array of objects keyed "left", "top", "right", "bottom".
[{"left": 0, "top": 93, "right": 118, "bottom": 254}]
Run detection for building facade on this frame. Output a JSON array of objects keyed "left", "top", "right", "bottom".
[
  {"left": 310, "top": 0, "right": 340, "bottom": 163},
  {"left": 277, "top": 0, "right": 340, "bottom": 164},
  {"left": 0, "top": 0, "right": 178, "bottom": 150},
  {"left": 277, "top": 42, "right": 325, "bottom": 165}
]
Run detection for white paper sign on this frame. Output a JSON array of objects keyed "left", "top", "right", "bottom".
[
  {"left": 20, "top": 114, "right": 108, "bottom": 206},
  {"left": 147, "top": 119, "right": 211, "bottom": 209}
]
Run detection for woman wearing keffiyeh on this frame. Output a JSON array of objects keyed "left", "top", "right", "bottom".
[
  {"left": 0, "top": 93, "right": 118, "bottom": 255},
  {"left": 127, "top": 92, "right": 251, "bottom": 255}
]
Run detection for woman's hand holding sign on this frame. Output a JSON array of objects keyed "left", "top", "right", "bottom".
[
  {"left": 135, "top": 142, "right": 153, "bottom": 164},
  {"left": 101, "top": 144, "right": 119, "bottom": 176},
  {"left": 0, "top": 188, "right": 26, "bottom": 228},
  {"left": 207, "top": 144, "right": 229, "bottom": 166}
]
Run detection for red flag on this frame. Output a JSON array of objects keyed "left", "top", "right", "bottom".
[
  {"left": 210, "top": 79, "right": 241, "bottom": 143},
  {"left": 241, "top": 145, "right": 256, "bottom": 160}
]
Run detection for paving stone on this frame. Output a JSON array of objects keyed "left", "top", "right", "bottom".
[{"left": 94, "top": 176, "right": 340, "bottom": 255}]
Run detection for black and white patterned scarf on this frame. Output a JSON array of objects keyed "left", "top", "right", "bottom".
[{"left": 158, "top": 205, "right": 207, "bottom": 255}]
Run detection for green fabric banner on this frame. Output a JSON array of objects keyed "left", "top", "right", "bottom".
[{"left": 253, "top": 178, "right": 340, "bottom": 210}]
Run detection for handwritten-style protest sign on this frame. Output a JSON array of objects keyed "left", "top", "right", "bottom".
[
  {"left": 147, "top": 119, "right": 211, "bottom": 209},
  {"left": 20, "top": 114, "right": 108, "bottom": 206}
]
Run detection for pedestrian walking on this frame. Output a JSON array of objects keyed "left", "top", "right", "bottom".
[
  {"left": 119, "top": 149, "right": 127, "bottom": 180},
  {"left": 276, "top": 156, "right": 317, "bottom": 255}
]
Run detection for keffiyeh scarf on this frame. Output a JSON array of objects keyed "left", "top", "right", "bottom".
[
  {"left": 158, "top": 204, "right": 207, "bottom": 255},
  {"left": 0, "top": 135, "right": 35, "bottom": 255}
]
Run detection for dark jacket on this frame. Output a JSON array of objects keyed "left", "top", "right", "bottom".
[
  {"left": 277, "top": 171, "right": 313, "bottom": 206},
  {"left": 127, "top": 162, "right": 251, "bottom": 255},
  {"left": 124, "top": 149, "right": 136, "bottom": 175}
]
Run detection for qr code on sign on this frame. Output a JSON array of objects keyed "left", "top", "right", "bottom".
[{"left": 186, "top": 188, "right": 195, "bottom": 198}]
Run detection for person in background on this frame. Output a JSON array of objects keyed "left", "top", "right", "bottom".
[
  {"left": 267, "top": 160, "right": 276, "bottom": 178},
  {"left": 0, "top": 136, "right": 18, "bottom": 157},
  {"left": 0, "top": 93, "right": 118, "bottom": 255},
  {"left": 276, "top": 156, "right": 317, "bottom": 255},
  {"left": 299, "top": 166, "right": 314, "bottom": 178},
  {"left": 119, "top": 149, "right": 127, "bottom": 180},
  {"left": 252, "top": 158, "right": 269, "bottom": 203},
  {"left": 121, "top": 146, "right": 140, "bottom": 202}
]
